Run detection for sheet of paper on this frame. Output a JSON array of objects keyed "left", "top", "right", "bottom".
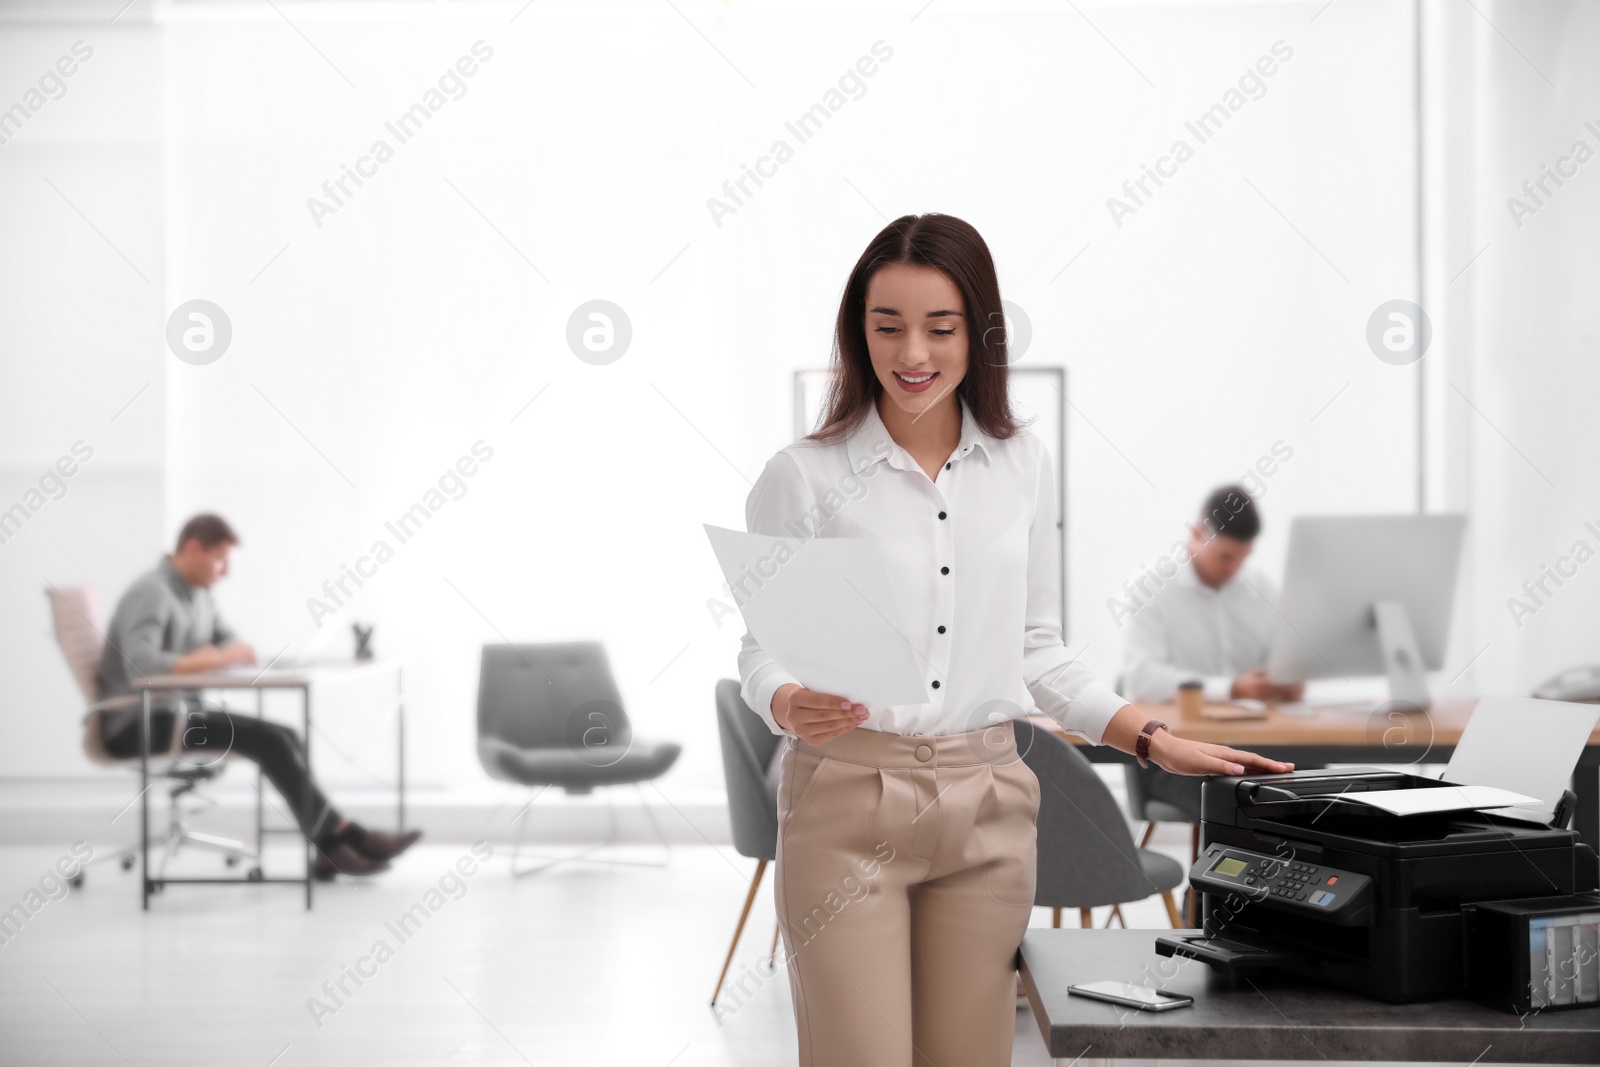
[
  {"left": 705, "top": 524, "right": 928, "bottom": 708},
  {"left": 1303, "top": 783, "right": 1540, "bottom": 816},
  {"left": 1445, "top": 695, "right": 1600, "bottom": 824}
]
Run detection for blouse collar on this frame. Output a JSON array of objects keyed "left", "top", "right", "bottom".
[{"left": 846, "top": 393, "right": 995, "bottom": 475}]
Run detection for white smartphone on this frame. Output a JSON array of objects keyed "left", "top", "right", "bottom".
[{"left": 1067, "top": 980, "right": 1194, "bottom": 1012}]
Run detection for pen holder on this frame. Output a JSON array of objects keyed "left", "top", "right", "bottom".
[{"left": 352, "top": 622, "right": 375, "bottom": 661}]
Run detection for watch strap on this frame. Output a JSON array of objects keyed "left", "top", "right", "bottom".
[{"left": 1136, "top": 718, "right": 1168, "bottom": 769}]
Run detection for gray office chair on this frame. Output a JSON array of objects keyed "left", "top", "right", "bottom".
[
  {"left": 1122, "top": 762, "right": 1204, "bottom": 925},
  {"left": 475, "top": 642, "right": 681, "bottom": 877},
  {"left": 1111, "top": 674, "right": 1203, "bottom": 865},
  {"left": 711, "top": 679, "right": 783, "bottom": 1005},
  {"left": 1124, "top": 765, "right": 1203, "bottom": 854},
  {"left": 46, "top": 585, "right": 257, "bottom": 886},
  {"left": 1017, "top": 718, "right": 1186, "bottom": 929}
]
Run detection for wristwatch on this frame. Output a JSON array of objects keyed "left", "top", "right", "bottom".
[{"left": 1135, "top": 719, "right": 1169, "bottom": 769}]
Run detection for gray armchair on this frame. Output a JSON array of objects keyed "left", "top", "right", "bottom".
[
  {"left": 1017, "top": 718, "right": 1186, "bottom": 929},
  {"left": 711, "top": 679, "right": 783, "bottom": 1004},
  {"left": 475, "top": 642, "right": 680, "bottom": 876},
  {"left": 1123, "top": 765, "right": 1203, "bottom": 853}
]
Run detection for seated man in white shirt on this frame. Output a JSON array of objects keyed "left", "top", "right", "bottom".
[
  {"left": 1121, "top": 484, "right": 1302, "bottom": 706},
  {"left": 1118, "top": 485, "right": 1305, "bottom": 822}
]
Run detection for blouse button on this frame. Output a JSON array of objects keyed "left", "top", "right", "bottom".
[
  {"left": 937, "top": 625, "right": 946, "bottom": 634},
  {"left": 937, "top": 511, "right": 947, "bottom": 520},
  {"left": 939, "top": 566, "right": 949, "bottom": 575},
  {"left": 931, "top": 680, "right": 941, "bottom": 689},
  {"left": 945, "top": 462, "right": 952, "bottom": 470}
]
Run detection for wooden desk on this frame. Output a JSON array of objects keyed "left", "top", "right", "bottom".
[
  {"left": 1035, "top": 698, "right": 1600, "bottom": 850},
  {"left": 130, "top": 660, "right": 403, "bottom": 910},
  {"left": 1019, "top": 928, "right": 1600, "bottom": 1063}
]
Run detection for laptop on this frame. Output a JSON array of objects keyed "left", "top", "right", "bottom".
[{"left": 217, "top": 654, "right": 353, "bottom": 675}]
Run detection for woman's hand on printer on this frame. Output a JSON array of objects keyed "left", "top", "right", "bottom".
[
  {"left": 1104, "top": 705, "right": 1293, "bottom": 776},
  {"left": 1149, "top": 727, "right": 1294, "bottom": 777}
]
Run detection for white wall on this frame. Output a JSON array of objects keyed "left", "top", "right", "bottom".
[
  {"left": 4, "top": 1, "right": 1445, "bottom": 808},
  {"left": 1425, "top": 0, "right": 1600, "bottom": 696},
  {"left": 0, "top": 23, "right": 166, "bottom": 779}
]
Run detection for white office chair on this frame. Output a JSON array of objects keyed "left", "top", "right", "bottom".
[{"left": 46, "top": 584, "right": 257, "bottom": 885}]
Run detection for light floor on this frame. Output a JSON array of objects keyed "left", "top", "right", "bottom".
[{"left": 0, "top": 831, "right": 1490, "bottom": 1067}]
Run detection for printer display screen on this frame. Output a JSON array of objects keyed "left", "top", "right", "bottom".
[{"left": 1214, "top": 857, "right": 1247, "bottom": 878}]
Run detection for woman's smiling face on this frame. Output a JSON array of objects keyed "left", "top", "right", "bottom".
[{"left": 863, "top": 263, "right": 968, "bottom": 418}]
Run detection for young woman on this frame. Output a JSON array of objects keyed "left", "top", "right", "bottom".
[{"left": 737, "top": 213, "right": 1293, "bottom": 1067}]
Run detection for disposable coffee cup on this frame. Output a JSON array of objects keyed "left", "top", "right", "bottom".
[{"left": 1177, "top": 679, "right": 1204, "bottom": 718}]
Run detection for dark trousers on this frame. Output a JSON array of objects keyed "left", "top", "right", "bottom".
[{"left": 102, "top": 703, "right": 341, "bottom": 842}]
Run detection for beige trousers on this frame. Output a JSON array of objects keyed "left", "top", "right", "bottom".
[{"left": 774, "top": 719, "right": 1039, "bottom": 1067}]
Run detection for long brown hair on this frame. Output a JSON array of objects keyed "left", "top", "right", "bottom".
[{"left": 806, "top": 212, "right": 1023, "bottom": 444}]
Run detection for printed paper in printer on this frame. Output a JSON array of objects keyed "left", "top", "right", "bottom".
[
  {"left": 1313, "top": 783, "right": 1542, "bottom": 817},
  {"left": 704, "top": 524, "right": 928, "bottom": 709},
  {"left": 1443, "top": 695, "right": 1600, "bottom": 824}
]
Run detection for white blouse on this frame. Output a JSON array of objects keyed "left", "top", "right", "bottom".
[{"left": 738, "top": 394, "right": 1129, "bottom": 743}]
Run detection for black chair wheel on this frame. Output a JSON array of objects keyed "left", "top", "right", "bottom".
[
  {"left": 247, "top": 867, "right": 264, "bottom": 882},
  {"left": 225, "top": 855, "right": 239, "bottom": 868},
  {"left": 120, "top": 856, "right": 134, "bottom": 871},
  {"left": 70, "top": 874, "right": 84, "bottom": 889}
]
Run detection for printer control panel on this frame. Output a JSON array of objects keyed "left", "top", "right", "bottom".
[{"left": 1190, "top": 844, "right": 1372, "bottom": 918}]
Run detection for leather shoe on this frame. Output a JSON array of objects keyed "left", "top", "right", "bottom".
[
  {"left": 353, "top": 827, "right": 423, "bottom": 862},
  {"left": 313, "top": 842, "right": 390, "bottom": 881}
]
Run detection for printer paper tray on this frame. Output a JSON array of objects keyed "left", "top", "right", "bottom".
[{"left": 1155, "top": 933, "right": 1302, "bottom": 975}]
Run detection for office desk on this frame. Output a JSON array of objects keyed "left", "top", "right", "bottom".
[
  {"left": 1018, "top": 928, "right": 1600, "bottom": 1063},
  {"left": 1037, "top": 697, "right": 1600, "bottom": 850},
  {"left": 130, "top": 661, "right": 404, "bottom": 910}
]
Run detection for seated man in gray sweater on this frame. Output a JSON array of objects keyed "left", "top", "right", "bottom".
[{"left": 95, "top": 513, "right": 420, "bottom": 880}]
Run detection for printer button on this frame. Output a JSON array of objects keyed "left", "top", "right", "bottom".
[{"left": 1326, "top": 876, "right": 1338, "bottom": 885}]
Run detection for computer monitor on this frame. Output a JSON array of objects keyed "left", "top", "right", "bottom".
[{"left": 1266, "top": 514, "right": 1467, "bottom": 709}]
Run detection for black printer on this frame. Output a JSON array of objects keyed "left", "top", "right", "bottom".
[{"left": 1155, "top": 767, "right": 1600, "bottom": 1004}]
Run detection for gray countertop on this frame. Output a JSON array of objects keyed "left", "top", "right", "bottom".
[{"left": 1018, "top": 928, "right": 1600, "bottom": 1063}]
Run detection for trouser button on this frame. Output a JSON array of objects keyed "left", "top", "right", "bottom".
[{"left": 914, "top": 744, "right": 933, "bottom": 762}]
